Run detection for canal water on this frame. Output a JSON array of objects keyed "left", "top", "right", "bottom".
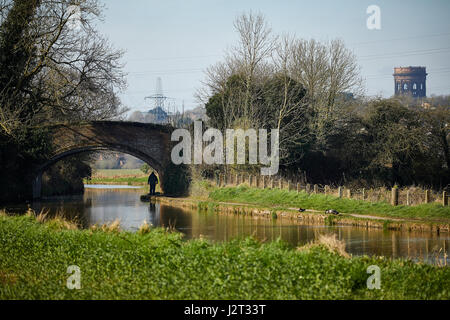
[{"left": 6, "top": 185, "right": 450, "bottom": 265}]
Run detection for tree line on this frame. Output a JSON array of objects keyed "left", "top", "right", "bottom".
[{"left": 199, "top": 13, "right": 450, "bottom": 190}]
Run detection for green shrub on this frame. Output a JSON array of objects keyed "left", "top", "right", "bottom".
[{"left": 0, "top": 214, "right": 449, "bottom": 300}]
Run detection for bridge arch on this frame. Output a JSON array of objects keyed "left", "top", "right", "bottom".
[{"left": 32, "top": 121, "right": 185, "bottom": 199}]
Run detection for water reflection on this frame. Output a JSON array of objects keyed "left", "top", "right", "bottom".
[{"left": 4, "top": 186, "right": 449, "bottom": 265}]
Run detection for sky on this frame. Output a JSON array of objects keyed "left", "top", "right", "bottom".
[{"left": 96, "top": 0, "right": 450, "bottom": 114}]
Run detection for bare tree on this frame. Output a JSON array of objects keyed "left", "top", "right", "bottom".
[
  {"left": 327, "top": 39, "right": 363, "bottom": 107},
  {"left": 200, "top": 13, "right": 364, "bottom": 171},
  {"left": 290, "top": 39, "right": 329, "bottom": 104},
  {"left": 0, "top": 0, "right": 127, "bottom": 136},
  {"left": 199, "top": 12, "right": 276, "bottom": 130},
  {"left": 232, "top": 12, "right": 277, "bottom": 120},
  {"left": 290, "top": 38, "right": 364, "bottom": 146},
  {"left": 266, "top": 35, "right": 310, "bottom": 164}
]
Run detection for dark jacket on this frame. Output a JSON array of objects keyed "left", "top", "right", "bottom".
[{"left": 148, "top": 173, "right": 158, "bottom": 185}]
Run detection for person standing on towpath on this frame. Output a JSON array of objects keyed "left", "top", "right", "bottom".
[{"left": 148, "top": 171, "right": 158, "bottom": 195}]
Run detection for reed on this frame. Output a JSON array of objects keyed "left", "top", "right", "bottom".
[
  {"left": 298, "top": 233, "right": 350, "bottom": 258},
  {"left": 138, "top": 220, "right": 152, "bottom": 235}
]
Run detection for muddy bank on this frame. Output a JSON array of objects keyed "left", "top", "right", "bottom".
[{"left": 156, "top": 196, "right": 450, "bottom": 234}]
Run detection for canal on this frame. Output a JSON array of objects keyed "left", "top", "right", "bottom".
[{"left": 6, "top": 185, "right": 450, "bottom": 265}]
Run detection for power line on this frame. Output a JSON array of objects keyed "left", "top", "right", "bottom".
[
  {"left": 124, "top": 34, "right": 450, "bottom": 62},
  {"left": 349, "top": 32, "right": 450, "bottom": 47},
  {"left": 359, "top": 47, "right": 450, "bottom": 61},
  {"left": 125, "top": 54, "right": 221, "bottom": 63},
  {"left": 127, "top": 68, "right": 204, "bottom": 76}
]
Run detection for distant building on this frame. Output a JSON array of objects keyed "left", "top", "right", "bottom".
[
  {"left": 337, "top": 92, "right": 355, "bottom": 101},
  {"left": 393, "top": 66, "right": 427, "bottom": 98},
  {"left": 145, "top": 106, "right": 168, "bottom": 124}
]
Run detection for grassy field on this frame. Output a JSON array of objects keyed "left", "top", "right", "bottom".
[
  {"left": 85, "top": 169, "right": 151, "bottom": 186},
  {"left": 92, "top": 169, "right": 145, "bottom": 177},
  {"left": 207, "top": 185, "right": 450, "bottom": 222},
  {"left": 0, "top": 213, "right": 449, "bottom": 300}
]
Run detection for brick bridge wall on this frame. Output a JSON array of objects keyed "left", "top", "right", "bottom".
[{"left": 32, "top": 121, "right": 174, "bottom": 199}]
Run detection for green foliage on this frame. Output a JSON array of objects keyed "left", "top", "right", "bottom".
[
  {"left": 0, "top": 214, "right": 448, "bottom": 300},
  {"left": 140, "top": 163, "right": 151, "bottom": 174},
  {"left": 0, "top": 0, "right": 127, "bottom": 203},
  {"left": 0, "top": 127, "right": 53, "bottom": 202},
  {"left": 206, "top": 71, "right": 450, "bottom": 189},
  {"left": 325, "top": 215, "right": 337, "bottom": 226},
  {"left": 205, "top": 93, "right": 226, "bottom": 129},
  {"left": 205, "top": 74, "right": 246, "bottom": 130},
  {"left": 160, "top": 162, "right": 192, "bottom": 196},
  {"left": 43, "top": 157, "right": 92, "bottom": 197}
]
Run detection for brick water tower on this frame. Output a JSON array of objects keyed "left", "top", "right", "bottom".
[{"left": 393, "top": 66, "right": 427, "bottom": 98}]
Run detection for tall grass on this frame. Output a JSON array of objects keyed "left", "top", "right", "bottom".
[
  {"left": 27, "top": 207, "right": 79, "bottom": 230},
  {"left": 299, "top": 233, "right": 350, "bottom": 258},
  {"left": 89, "top": 219, "right": 121, "bottom": 233}
]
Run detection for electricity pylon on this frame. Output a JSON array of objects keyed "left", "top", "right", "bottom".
[{"left": 144, "top": 77, "right": 175, "bottom": 123}]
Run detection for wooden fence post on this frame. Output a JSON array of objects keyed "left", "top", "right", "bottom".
[
  {"left": 270, "top": 178, "right": 274, "bottom": 189},
  {"left": 443, "top": 191, "right": 448, "bottom": 206},
  {"left": 338, "top": 187, "right": 343, "bottom": 198},
  {"left": 346, "top": 189, "right": 351, "bottom": 199},
  {"left": 287, "top": 181, "right": 292, "bottom": 191},
  {"left": 314, "top": 184, "right": 318, "bottom": 194},
  {"left": 306, "top": 184, "right": 311, "bottom": 193},
  {"left": 297, "top": 183, "right": 301, "bottom": 194},
  {"left": 425, "top": 190, "right": 430, "bottom": 204},
  {"left": 391, "top": 187, "right": 399, "bottom": 206},
  {"left": 362, "top": 188, "right": 365, "bottom": 200},
  {"left": 406, "top": 190, "right": 411, "bottom": 206}
]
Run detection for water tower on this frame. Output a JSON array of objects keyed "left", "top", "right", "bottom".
[{"left": 393, "top": 66, "right": 427, "bottom": 98}]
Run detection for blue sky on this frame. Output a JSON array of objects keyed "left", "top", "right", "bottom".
[{"left": 97, "top": 0, "right": 450, "bottom": 113}]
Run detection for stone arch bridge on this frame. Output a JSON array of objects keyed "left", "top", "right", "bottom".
[{"left": 32, "top": 121, "right": 181, "bottom": 199}]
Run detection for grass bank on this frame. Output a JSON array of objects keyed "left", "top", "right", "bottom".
[
  {"left": 207, "top": 185, "right": 450, "bottom": 223},
  {"left": 0, "top": 213, "right": 449, "bottom": 299}
]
